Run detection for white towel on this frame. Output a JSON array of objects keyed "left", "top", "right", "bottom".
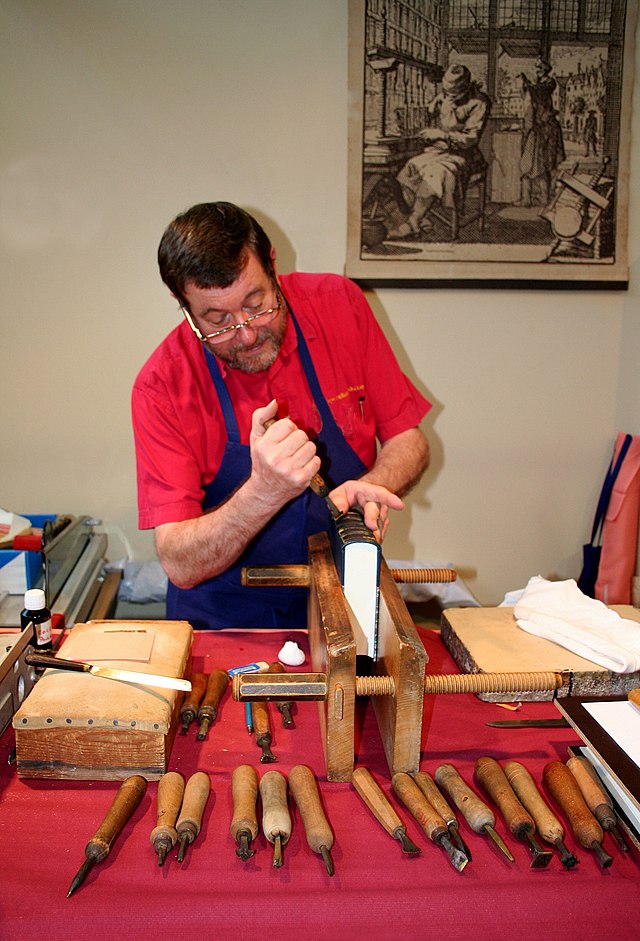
[{"left": 514, "top": 575, "right": 640, "bottom": 673}]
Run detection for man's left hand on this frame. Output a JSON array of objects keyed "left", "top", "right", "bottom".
[
  {"left": 329, "top": 481, "right": 404, "bottom": 542},
  {"left": 418, "top": 127, "right": 445, "bottom": 143}
]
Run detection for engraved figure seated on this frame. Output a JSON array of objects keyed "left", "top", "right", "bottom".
[{"left": 388, "top": 64, "right": 491, "bottom": 240}]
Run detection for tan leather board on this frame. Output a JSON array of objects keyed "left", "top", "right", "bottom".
[
  {"left": 13, "top": 619, "right": 192, "bottom": 780},
  {"left": 441, "top": 606, "right": 640, "bottom": 701},
  {"left": 13, "top": 619, "right": 192, "bottom": 731}
]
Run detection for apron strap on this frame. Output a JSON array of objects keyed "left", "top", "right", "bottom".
[{"left": 203, "top": 346, "right": 240, "bottom": 443}]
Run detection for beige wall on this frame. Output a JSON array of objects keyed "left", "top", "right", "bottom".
[{"left": 1, "top": 0, "right": 638, "bottom": 605}]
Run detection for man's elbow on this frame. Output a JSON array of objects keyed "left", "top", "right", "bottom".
[
  {"left": 164, "top": 567, "right": 199, "bottom": 591},
  {"left": 409, "top": 427, "right": 430, "bottom": 477},
  {"left": 419, "top": 431, "right": 430, "bottom": 475},
  {"left": 156, "top": 551, "right": 196, "bottom": 590},
  {"left": 154, "top": 525, "right": 200, "bottom": 590}
]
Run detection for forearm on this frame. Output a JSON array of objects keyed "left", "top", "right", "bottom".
[
  {"left": 360, "top": 427, "right": 429, "bottom": 497},
  {"left": 155, "top": 401, "right": 322, "bottom": 589},
  {"left": 329, "top": 427, "right": 429, "bottom": 539},
  {"left": 155, "top": 477, "right": 285, "bottom": 588}
]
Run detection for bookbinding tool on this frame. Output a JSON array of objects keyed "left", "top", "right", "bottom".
[{"left": 237, "top": 511, "right": 568, "bottom": 781}]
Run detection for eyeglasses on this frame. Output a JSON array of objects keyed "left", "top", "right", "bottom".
[{"left": 181, "top": 293, "right": 282, "bottom": 346}]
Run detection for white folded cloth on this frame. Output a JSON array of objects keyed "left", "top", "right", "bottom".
[{"left": 514, "top": 575, "right": 640, "bottom": 673}]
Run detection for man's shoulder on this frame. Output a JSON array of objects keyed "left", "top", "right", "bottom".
[
  {"left": 134, "top": 322, "right": 202, "bottom": 394},
  {"left": 280, "top": 270, "right": 356, "bottom": 295},
  {"left": 468, "top": 87, "right": 492, "bottom": 110},
  {"left": 280, "top": 272, "right": 364, "bottom": 314}
]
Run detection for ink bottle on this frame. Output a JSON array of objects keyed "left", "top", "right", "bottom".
[{"left": 21, "top": 588, "right": 53, "bottom": 651}]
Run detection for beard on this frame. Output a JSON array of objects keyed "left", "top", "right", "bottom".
[{"left": 209, "top": 313, "right": 287, "bottom": 373}]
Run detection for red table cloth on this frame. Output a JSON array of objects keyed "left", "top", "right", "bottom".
[{"left": 0, "top": 626, "right": 638, "bottom": 941}]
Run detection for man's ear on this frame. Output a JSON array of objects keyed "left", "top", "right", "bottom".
[{"left": 269, "top": 245, "right": 278, "bottom": 277}]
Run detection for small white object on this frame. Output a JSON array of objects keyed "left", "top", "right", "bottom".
[{"left": 278, "top": 641, "right": 305, "bottom": 666}]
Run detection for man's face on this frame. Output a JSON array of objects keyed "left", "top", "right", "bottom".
[{"left": 183, "top": 252, "right": 286, "bottom": 373}]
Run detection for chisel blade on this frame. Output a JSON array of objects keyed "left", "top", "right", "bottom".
[{"left": 309, "top": 474, "right": 345, "bottom": 521}]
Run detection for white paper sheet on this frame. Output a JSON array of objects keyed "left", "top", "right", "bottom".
[{"left": 583, "top": 700, "right": 640, "bottom": 771}]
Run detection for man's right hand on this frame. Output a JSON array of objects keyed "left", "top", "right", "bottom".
[{"left": 249, "top": 400, "right": 322, "bottom": 508}]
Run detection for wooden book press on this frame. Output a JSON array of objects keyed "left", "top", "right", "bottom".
[
  {"left": 236, "top": 531, "right": 428, "bottom": 781},
  {"left": 235, "top": 531, "right": 565, "bottom": 781}
]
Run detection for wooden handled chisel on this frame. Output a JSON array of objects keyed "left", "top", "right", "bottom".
[
  {"left": 150, "top": 771, "right": 185, "bottom": 865},
  {"left": 267, "top": 661, "right": 295, "bottom": 728},
  {"left": 566, "top": 755, "right": 628, "bottom": 853},
  {"left": 352, "top": 766, "right": 420, "bottom": 856},
  {"left": 176, "top": 771, "right": 211, "bottom": 862},
  {"left": 412, "top": 771, "right": 472, "bottom": 861},
  {"left": 392, "top": 772, "right": 468, "bottom": 871},
  {"left": 197, "top": 669, "right": 229, "bottom": 739},
  {"left": 252, "top": 700, "right": 277, "bottom": 762},
  {"left": 543, "top": 760, "right": 613, "bottom": 869},
  {"left": 230, "top": 765, "right": 260, "bottom": 861},
  {"left": 260, "top": 770, "right": 291, "bottom": 867},
  {"left": 264, "top": 416, "right": 343, "bottom": 521},
  {"left": 289, "top": 764, "right": 335, "bottom": 875},
  {"left": 475, "top": 757, "right": 552, "bottom": 868},
  {"left": 180, "top": 672, "right": 207, "bottom": 734},
  {"left": 504, "top": 760, "right": 579, "bottom": 868},
  {"left": 67, "top": 775, "right": 147, "bottom": 897},
  {"left": 435, "top": 763, "right": 514, "bottom": 861}
]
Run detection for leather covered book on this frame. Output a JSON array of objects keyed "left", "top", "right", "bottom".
[{"left": 330, "top": 510, "right": 381, "bottom": 659}]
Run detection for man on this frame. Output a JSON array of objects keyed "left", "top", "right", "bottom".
[
  {"left": 519, "top": 58, "right": 565, "bottom": 207},
  {"left": 132, "top": 202, "right": 430, "bottom": 629},
  {"left": 583, "top": 110, "right": 598, "bottom": 158},
  {"left": 389, "top": 63, "right": 490, "bottom": 239}
]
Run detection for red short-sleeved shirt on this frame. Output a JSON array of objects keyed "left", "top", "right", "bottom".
[{"left": 132, "top": 272, "right": 431, "bottom": 529}]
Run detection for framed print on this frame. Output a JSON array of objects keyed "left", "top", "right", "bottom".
[{"left": 347, "top": 0, "right": 636, "bottom": 287}]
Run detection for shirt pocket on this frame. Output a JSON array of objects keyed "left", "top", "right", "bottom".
[{"left": 328, "top": 385, "right": 369, "bottom": 440}]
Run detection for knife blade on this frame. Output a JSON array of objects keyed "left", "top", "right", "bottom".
[
  {"left": 486, "top": 718, "right": 569, "bottom": 728},
  {"left": 25, "top": 652, "right": 191, "bottom": 692}
]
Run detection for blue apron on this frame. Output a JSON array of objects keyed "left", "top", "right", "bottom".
[{"left": 166, "top": 309, "right": 367, "bottom": 629}]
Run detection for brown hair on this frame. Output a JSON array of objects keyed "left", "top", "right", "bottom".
[{"left": 158, "top": 202, "right": 274, "bottom": 309}]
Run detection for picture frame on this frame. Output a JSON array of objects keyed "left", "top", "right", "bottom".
[{"left": 347, "top": 0, "right": 636, "bottom": 288}]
